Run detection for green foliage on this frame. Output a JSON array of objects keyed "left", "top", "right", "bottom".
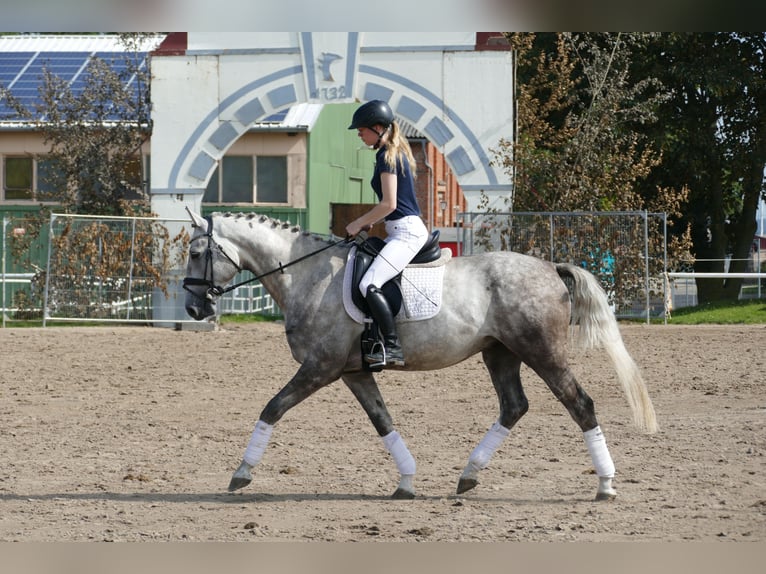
[
  {"left": 497, "top": 33, "right": 670, "bottom": 214},
  {"left": 632, "top": 33, "right": 766, "bottom": 303}
]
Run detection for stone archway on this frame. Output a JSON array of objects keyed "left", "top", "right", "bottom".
[{"left": 150, "top": 32, "right": 514, "bottom": 220}]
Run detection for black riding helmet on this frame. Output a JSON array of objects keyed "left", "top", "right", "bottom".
[{"left": 348, "top": 99, "right": 394, "bottom": 130}]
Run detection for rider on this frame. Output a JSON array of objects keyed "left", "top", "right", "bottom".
[{"left": 345, "top": 99, "right": 429, "bottom": 368}]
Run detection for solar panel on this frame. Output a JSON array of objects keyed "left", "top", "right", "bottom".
[
  {"left": 37, "top": 52, "right": 89, "bottom": 82},
  {"left": 0, "top": 52, "right": 35, "bottom": 117},
  {"left": 0, "top": 52, "right": 36, "bottom": 88},
  {"left": 0, "top": 50, "right": 151, "bottom": 121}
]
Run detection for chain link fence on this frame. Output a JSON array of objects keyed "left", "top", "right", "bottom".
[
  {"left": 457, "top": 211, "right": 668, "bottom": 322},
  {"left": 41, "top": 213, "right": 193, "bottom": 325},
  {"left": 3, "top": 210, "right": 680, "bottom": 326}
]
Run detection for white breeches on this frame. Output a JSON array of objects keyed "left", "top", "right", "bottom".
[{"left": 359, "top": 216, "right": 429, "bottom": 296}]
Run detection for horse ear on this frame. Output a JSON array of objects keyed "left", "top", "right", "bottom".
[{"left": 186, "top": 207, "right": 208, "bottom": 233}]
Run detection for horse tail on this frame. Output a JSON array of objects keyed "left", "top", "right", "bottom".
[{"left": 556, "top": 263, "right": 659, "bottom": 434}]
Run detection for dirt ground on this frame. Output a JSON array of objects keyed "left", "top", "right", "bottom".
[{"left": 0, "top": 321, "right": 764, "bottom": 542}]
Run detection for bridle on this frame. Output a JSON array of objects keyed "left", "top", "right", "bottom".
[
  {"left": 182, "top": 216, "right": 243, "bottom": 299},
  {"left": 182, "top": 215, "right": 352, "bottom": 300}
]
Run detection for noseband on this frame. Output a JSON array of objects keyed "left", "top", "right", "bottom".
[{"left": 182, "top": 216, "right": 242, "bottom": 299}]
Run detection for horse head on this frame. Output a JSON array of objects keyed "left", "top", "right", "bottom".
[{"left": 183, "top": 210, "right": 242, "bottom": 320}]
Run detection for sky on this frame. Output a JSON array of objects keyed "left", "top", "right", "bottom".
[{"left": 1, "top": 0, "right": 751, "bottom": 32}]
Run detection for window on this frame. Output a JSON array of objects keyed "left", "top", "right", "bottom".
[
  {"left": 2, "top": 154, "right": 147, "bottom": 203},
  {"left": 256, "top": 156, "right": 287, "bottom": 203},
  {"left": 36, "top": 157, "right": 62, "bottom": 202},
  {"left": 3, "top": 157, "right": 33, "bottom": 200},
  {"left": 203, "top": 155, "right": 288, "bottom": 204},
  {"left": 222, "top": 156, "right": 253, "bottom": 203}
]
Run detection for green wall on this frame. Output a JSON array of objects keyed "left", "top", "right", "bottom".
[{"left": 306, "top": 102, "right": 377, "bottom": 234}]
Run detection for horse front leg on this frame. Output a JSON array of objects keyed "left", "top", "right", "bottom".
[
  {"left": 342, "top": 372, "right": 416, "bottom": 499},
  {"left": 228, "top": 362, "right": 343, "bottom": 492}
]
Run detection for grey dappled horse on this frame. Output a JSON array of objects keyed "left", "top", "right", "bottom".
[{"left": 183, "top": 211, "right": 658, "bottom": 501}]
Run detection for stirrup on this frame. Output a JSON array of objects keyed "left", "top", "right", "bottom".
[{"left": 364, "top": 341, "right": 405, "bottom": 368}]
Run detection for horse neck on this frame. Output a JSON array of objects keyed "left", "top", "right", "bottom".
[{"left": 216, "top": 213, "right": 333, "bottom": 303}]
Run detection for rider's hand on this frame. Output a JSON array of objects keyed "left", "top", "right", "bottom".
[{"left": 346, "top": 222, "right": 372, "bottom": 237}]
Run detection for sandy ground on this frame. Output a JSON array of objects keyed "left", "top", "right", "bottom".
[{"left": 0, "top": 321, "right": 764, "bottom": 542}]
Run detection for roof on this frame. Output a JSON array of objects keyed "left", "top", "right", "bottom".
[
  {"left": 0, "top": 34, "right": 164, "bottom": 122},
  {"left": 0, "top": 34, "right": 164, "bottom": 53},
  {"left": 399, "top": 119, "right": 425, "bottom": 139},
  {"left": 248, "top": 103, "right": 324, "bottom": 132},
  {"left": 0, "top": 34, "right": 318, "bottom": 130}
]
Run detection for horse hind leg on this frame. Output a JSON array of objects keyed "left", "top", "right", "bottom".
[
  {"left": 457, "top": 344, "right": 528, "bottom": 495},
  {"left": 535, "top": 361, "right": 617, "bottom": 501}
]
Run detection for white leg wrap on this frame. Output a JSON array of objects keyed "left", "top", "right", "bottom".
[
  {"left": 468, "top": 421, "right": 510, "bottom": 470},
  {"left": 583, "top": 425, "right": 615, "bottom": 478},
  {"left": 243, "top": 420, "right": 273, "bottom": 467},
  {"left": 382, "top": 430, "right": 416, "bottom": 476}
]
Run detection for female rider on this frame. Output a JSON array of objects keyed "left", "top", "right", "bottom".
[{"left": 345, "top": 100, "right": 429, "bottom": 368}]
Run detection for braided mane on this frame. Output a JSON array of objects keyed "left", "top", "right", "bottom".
[{"left": 215, "top": 211, "right": 342, "bottom": 245}]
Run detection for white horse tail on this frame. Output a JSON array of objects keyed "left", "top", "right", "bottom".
[{"left": 556, "top": 263, "right": 659, "bottom": 434}]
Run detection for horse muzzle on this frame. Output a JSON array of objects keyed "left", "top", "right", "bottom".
[{"left": 184, "top": 287, "right": 217, "bottom": 320}]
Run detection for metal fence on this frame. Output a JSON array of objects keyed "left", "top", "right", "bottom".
[
  {"left": 41, "top": 214, "right": 187, "bottom": 324},
  {"left": 2, "top": 212, "right": 282, "bottom": 327},
  {"left": 5, "top": 210, "right": 762, "bottom": 327},
  {"left": 457, "top": 211, "right": 668, "bottom": 322},
  {"left": 216, "top": 278, "right": 280, "bottom": 316},
  {"left": 1, "top": 215, "right": 48, "bottom": 327}
]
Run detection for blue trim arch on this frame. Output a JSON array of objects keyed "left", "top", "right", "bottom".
[
  {"left": 167, "top": 66, "right": 303, "bottom": 189},
  {"left": 166, "top": 58, "right": 501, "bottom": 191}
]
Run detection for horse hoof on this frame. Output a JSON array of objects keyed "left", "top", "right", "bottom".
[
  {"left": 595, "top": 491, "right": 617, "bottom": 501},
  {"left": 228, "top": 475, "right": 252, "bottom": 492},
  {"left": 456, "top": 477, "right": 478, "bottom": 494},
  {"left": 228, "top": 462, "right": 253, "bottom": 492},
  {"left": 392, "top": 488, "right": 416, "bottom": 500}
]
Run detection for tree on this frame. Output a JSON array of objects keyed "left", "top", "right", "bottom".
[
  {"left": 633, "top": 33, "right": 766, "bottom": 303},
  {"left": 495, "top": 33, "right": 678, "bottom": 214},
  {"left": 1, "top": 32, "right": 153, "bottom": 216},
  {"left": 486, "top": 33, "right": 692, "bottom": 312},
  {"left": 0, "top": 34, "right": 187, "bottom": 320}
]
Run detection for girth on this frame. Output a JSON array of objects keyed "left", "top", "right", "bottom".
[{"left": 351, "top": 230, "right": 441, "bottom": 315}]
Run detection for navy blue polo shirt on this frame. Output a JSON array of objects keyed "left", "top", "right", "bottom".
[{"left": 371, "top": 147, "right": 421, "bottom": 221}]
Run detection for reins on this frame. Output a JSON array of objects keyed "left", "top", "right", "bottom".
[
  {"left": 214, "top": 235, "right": 351, "bottom": 296},
  {"left": 183, "top": 216, "right": 351, "bottom": 298},
  {"left": 183, "top": 218, "right": 436, "bottom": 308}
]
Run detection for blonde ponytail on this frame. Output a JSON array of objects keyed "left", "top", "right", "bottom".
[{"left": 382, "top": 122, "right": 417, "bottom": 178}]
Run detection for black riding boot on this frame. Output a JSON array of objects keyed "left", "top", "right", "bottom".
[{"left": 364, "top": 285, "right": 405, "bottom": 367}]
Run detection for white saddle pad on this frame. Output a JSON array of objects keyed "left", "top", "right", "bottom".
[{"left": 342, "top": 246, "right": 451, "bottom": 324}]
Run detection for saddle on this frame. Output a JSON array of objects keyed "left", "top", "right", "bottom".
[
  {"left": 350, "top": 230, "right": 442, "bottom": 373},
  {"left": 350, "top": 229, "right": 442, "bottom": 316}
]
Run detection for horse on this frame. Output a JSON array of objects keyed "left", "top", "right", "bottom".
[{"left": 182, "top": 210, "right": 658, "bottom": 501}]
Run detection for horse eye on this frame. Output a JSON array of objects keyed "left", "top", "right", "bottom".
[{"left": 190, "top": 250, "right": 202, "bottom": 260}]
